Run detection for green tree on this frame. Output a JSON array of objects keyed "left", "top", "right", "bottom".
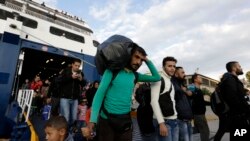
[
  {"left": 201, "top": 88, "right": 211, "bottom": 96},
  {"left": 246, "top": 71, "right": 250, "bottom": 83}
]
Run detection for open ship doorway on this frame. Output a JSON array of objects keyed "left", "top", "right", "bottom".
[{"left": 18, "top": 48, "right": 75, "bottom": 88}]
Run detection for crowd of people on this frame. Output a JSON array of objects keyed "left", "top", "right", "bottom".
[
  {"left": 20, "top": 59, "right": 100, "bottom": 141},
  {"left": 20, "top": 44, "right": 250, "bottom": 141}
]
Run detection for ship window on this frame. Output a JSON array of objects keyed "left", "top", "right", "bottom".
[
  {"left": 50, "top": 26, "right": 64, "bottom": 36},
  {"left": 50, "top": 26, "right": 85, "bottom": 43},
  {"left": 17, "top": 16, "right": 38, "bottom": 29},
  {"left": 0, "top": 9, "right": 14, "bottom": 20},
  {"left": 0, "top": 0, "right": 6, "bottom": 4},
  {"left": 93, "top": 40, "right": 99, "bottom": 47},
  {"left": 0, "top": 9, "right": 37, "bottom": 28}
]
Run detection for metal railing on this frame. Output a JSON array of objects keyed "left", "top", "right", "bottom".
[
  {"left": 4, "top": 1, "right": 91, "bottom": 35},
  {"left": 17, "top": 89, "right": 34, "bottom": 122},
  {"left": 5, "top": 1, "right": 22, "bottom": 12}
]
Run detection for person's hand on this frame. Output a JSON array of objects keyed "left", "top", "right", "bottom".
[
  {"left": 185, "top": 90, "right": 193, "bottom": 96},
  {"left": 246, "top": 90, "right": 250, "bottom": 95},
  {"left": 47, "top": 98, "right": 52, "bottom": 103},
  {"left": 181, "top": 86, "right": 187, "bottom": 91},
  {"left": 33, "top": 92, "right": 38, "bottom": 97},
  {"left": 81, "top": 127, "right": 91, "bottom": 139},
  {"left": 72, "top": 73, "right": 78, "bottom": 79},
  {"left": 81, "top": 122, "right": 95, "bottom": 140},
  {"left": 181, "top": 86, "right": 193, "bottom": 96},
  {"left": 143, "top": 56, "right": 148, "bottom": 62},
  {"left": 78, "top": 73, "right": 83, "bottom": 81},
  {"left": 159, "top": 122, "right": 168, "bottom": 136}
]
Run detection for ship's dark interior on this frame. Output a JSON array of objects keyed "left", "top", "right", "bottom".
[{"left": 18, "top": 48, "right": 75, "bottom": 86}]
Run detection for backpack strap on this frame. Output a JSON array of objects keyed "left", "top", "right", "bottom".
[
  {"left": 159, "top": 77, "right": 172, "bottom": 94},
  {"left": 102, "top": 70, "right": 119, "bottom": 115},
  {"left": 102, "top": 70, "right": 137, "bottom": 117},
  {"left": 160, "top": 77, "right": 165, "bottom": 93},
  {"left": 111, "top": 70, "right": 120, "bottom": 82},
  {"left": 133, "top": 72, "right": 138, "bottom": 84}
]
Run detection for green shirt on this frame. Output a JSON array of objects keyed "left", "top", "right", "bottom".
[{"left": 90, "top": 60, "right": 160, "bottom": 123}]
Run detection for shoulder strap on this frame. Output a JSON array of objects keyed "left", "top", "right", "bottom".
[
  {"left": 167, "top": 84, "right": 173, "bottom": 93},
  {"left": 103, "top": 71, "right": 137, "bottom": 114},
  {"left": 159, "top": 77, "right": 172, "bottom": 94},
  {"left": 160, "top": 77, "right": 165, "bottom": 93},
  {"left": 111, "top": 70, "right": 119, "bottom": 82},
  {"left": 101, "top": 71, "right": 119, "bottom": 114},
  {"left": 133, "top": 72, "right": 139, "bottom": 84}
]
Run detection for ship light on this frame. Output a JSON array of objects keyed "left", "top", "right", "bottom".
[
  {"left": 64, "top": 51, "right": 69, "bottom": 56},
  {"left": 42, "top": 46, "right": 48, "bottom": 51}
]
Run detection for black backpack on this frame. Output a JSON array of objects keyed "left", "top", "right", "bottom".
[
  {"left": 210, "top": 82, "right": 229, "bottom": 116},
  {"left": 135, "top": 78, "right": 165, "bottom": 134}
]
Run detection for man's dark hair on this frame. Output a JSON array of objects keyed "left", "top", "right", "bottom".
[
  {"left": 45, "top": 116, "right": 68, "bottom": 130},
  {"left": 72, "top": 58, "right": 81, "bottom": 64},
  {"left": 162, "top": 56, "right": 177, "bottom": 67},
  {"left": 175, "top": 66, "right": 183, "bottom": 72},
  {"left": 191, "top": 73, "right": 199, "bottom": 83},
  {"left": 226, "top": 61, "right": 238, "bottom": 72},
  {"left": 131, "top": 43, "right": 147, "bottom": 56}
]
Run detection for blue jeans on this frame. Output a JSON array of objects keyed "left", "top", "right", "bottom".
[
  {"left": 60, "top": 98, "right": 78, "bottom": 125},
  {"left": 153, "top": 119, "right": 179, "bottom": 141},
  {"left": 178, "top": 119, "right": 192, "bottom": 141}
]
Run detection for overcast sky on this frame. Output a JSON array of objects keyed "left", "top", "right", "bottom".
[{"left": 36, "top": 0, "right": 250, "bottom": 80}]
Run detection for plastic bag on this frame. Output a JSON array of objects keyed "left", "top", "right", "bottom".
[{"left": 95, "top": 34, "right": 135, "bottom": 75}]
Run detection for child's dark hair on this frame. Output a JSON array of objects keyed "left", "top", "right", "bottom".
[{"left": 45, "top": 116, "right": 68, "bottom": 130}]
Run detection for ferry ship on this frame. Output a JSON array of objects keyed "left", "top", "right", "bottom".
[{"left": 0, "top": 0, "right": 100, "bottom": 139}]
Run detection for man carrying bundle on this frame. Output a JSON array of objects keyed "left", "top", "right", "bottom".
[{"left": 83, "top": 35, "right": 161, "bottom": 141}]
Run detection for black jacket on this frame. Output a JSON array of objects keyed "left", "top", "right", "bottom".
[
  {"left": 191, "top": 86, "right": 206, "bottom": 115},
  {"left": 47, "top": 76, "right": 62, "bottom": 98},
  {"left": 220, "top": 73, "right": 250, "bottom": 116},
  {"left": 60, "top": 68, "right": 86, "bottom": 99},
  {"left": 172, "top": 77, "right": 193, "bottom": 120}
]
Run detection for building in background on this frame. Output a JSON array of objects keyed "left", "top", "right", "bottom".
[{"left": 185, "top": 74, "right": 219, "bottom": 102}]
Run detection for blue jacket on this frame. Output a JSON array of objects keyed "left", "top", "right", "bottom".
[{"left": 172, "top": 77, "right": 193, "bottom": 120}]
